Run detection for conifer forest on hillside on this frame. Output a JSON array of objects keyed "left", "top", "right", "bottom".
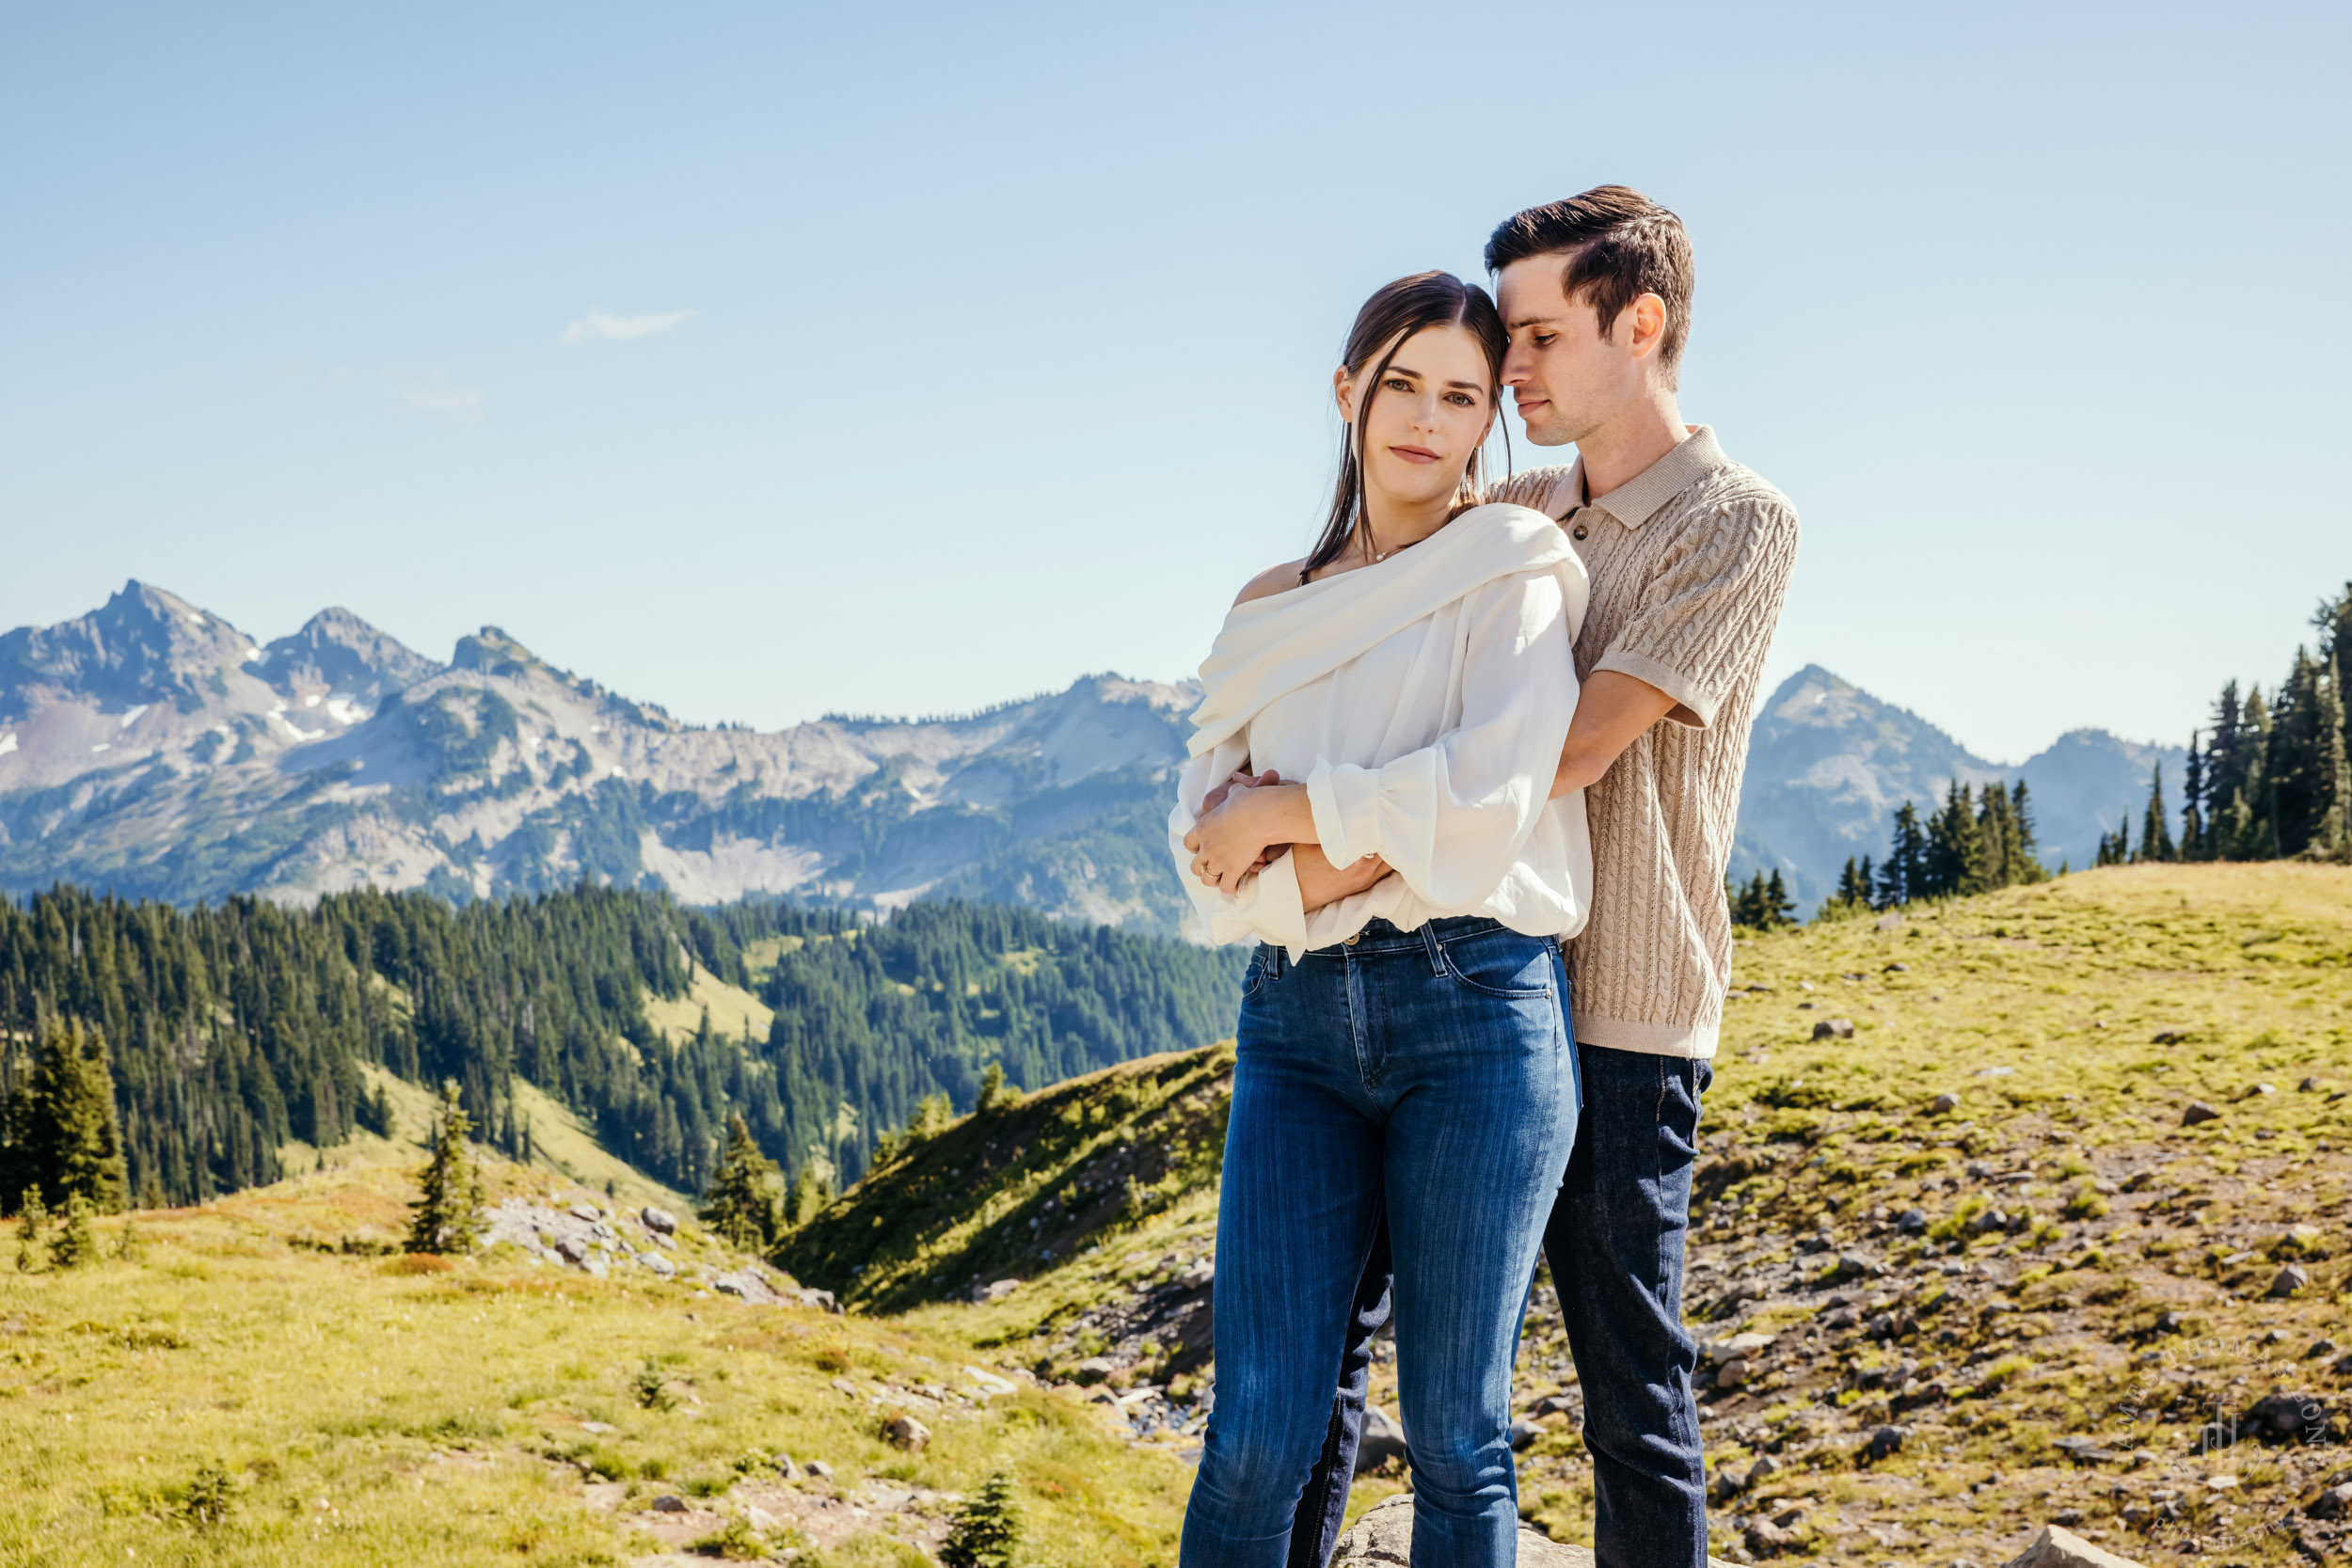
[{"left": 0, "top": 885, "right": 1246, "bottom": 1215}]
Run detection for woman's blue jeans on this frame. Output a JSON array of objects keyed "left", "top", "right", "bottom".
[{"left": 1180, "top": 916, "right": 1579, "bottom": 1568}]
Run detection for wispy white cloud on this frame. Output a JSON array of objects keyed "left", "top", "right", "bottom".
[
  {"left": 560, "top": 308, "right": 697, "bottom": 345},
  {"left": 401, "top": 384, "right": 485, "bottom": 419}
]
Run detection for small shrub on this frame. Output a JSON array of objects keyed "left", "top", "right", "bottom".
[
  {"left": 181, "top": 1461, "right": 236, "bottom": 1530},
  {"left": 689, "top": 1516, "right": 768, "bottom": 1560},
  {"left": 941, "top": 1469, "right": 1025, "bottom": 1568},
  {"left": 633, "top": 1355, "right": 675, "bottom": 1412},
  {"left": 2063, "top": 1186, "right": 2109, "bottom": 1221}
]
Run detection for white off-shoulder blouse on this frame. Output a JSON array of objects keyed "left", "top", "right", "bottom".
[{"left": 1168, "top": 503, "right": 1593, "bottom": 959}]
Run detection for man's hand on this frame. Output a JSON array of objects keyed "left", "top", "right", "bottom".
[
  {"left": 1551, "top": 671, "right": 1679, "bottom": 797},
  {"left": 1184, "top": 781, "right": 1317, "bottom": 888},
  {"left": 1295, "top": 845, "right": 1389, "bottom": 911}
]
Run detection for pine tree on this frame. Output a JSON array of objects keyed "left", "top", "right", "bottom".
[
  {"left": 1764, "top": 869, "right": 1796, "bottom": 927},
  {"left": 2181, "top": 732, "right": 2206, "bottom": 860},
  {"left": 2312, "top": 648, "right": 2350, "bottom": 861},
  {"left": 940, "top": 1468, "right": 1025, "bottom": 1568},
  {"left": 1924, "top": 783, "right": 1985, "bottom": 897},
  {"left": 14, "top": 1188, "right": 45, "bottom": 1273},
  {"left": 17, "top": 1021, "right": 127, "bottom": 1214},
  {"left": 2137, "top": 764, "right": 2175, "bottom": 863},
  {"left": 787, "top": 1162, "right": 832, "bottom": 1228},
  {"left": 1880, "top": 803, "right": 1928, "bottom": 907},
  {"left": 1834, "top": 857, "right": 1870, "bottom": 909},
  {"left": 50, "top": 1194, "right": 98, "bottom": 1269},
  {"left": 700, "top": 1111, "right": 784, "bottom": 1251},
  {"left": 405, "top": 1083, "right": 484, "bottom": 1256}
]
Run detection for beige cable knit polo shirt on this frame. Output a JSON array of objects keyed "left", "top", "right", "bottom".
[{"left": 1492, "top": 426, "right": 1798, "bottom": 1058}]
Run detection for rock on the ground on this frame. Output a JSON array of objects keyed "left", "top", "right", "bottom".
[
  {"left": 2308, "top": 1481, "right": 2352, "bottom": 1519},
  {"left": 1071, "top": 1356, "right": 1120, "bottom": 1386},
  {"left": 1999, "top": 1523, "right": 2150, "bottom": 1568},
  {"left": 1508, "top": 1417, "right": 1543, "bottom": 1451},
  {"left": 1354, "top": 1405, "right": 1408, "bottom": 1475},
  {"left": 884, "top": 1414, "right": 930, "bottom": 1450},
  {"left": 1331, "top": 1494, "right": 1740, "bottom": 1565},
  {"left": 2181, "top": 1101, "right": 2222, "bottom": 1126},
  {"left": 2269, "top": 1263, "right": 2311, "bottom": 1297},
  {"left": 1811, "top": 1017, "right": 1855, "bottom": 1040},
  {"left": 972, "top": 1277, "right": 1022, "bottom": 1303},
  {"left": 641, "top": 1206, "right": 677, "bottom": 1234}
]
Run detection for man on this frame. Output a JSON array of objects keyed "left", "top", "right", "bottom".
[{"left": 1289, "top": 186, "right": 1800, "bottom": 1568}]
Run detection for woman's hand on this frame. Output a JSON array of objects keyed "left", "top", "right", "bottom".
[{"left": 1184, "top": 780, "right": 1315, "bottom": 889}]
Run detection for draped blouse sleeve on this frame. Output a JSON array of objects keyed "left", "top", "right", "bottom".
[{"left": 1301, "top": 569, "right": 1579, "bottom": 911}]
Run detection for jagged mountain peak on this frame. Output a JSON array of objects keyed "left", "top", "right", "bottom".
[
  {"left": 0, "top": 579, "right": 260, "bottom": 718},
  {"left": 451, "top": 625, "right": 561, "bottom": 679},
  {"left": 258, "top": 607, "right": 442, "bottom": 709}
]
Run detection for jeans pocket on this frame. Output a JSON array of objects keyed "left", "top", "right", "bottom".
[
  {"left": 1436, "top": 930, "right": 1554, "bottom": 1000},
  {"left": 1241, "top": 950, "right": 1267, "bottom": 999}
]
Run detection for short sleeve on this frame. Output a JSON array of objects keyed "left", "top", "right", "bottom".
[{"left": 1594, "top": 497, "right": 1798, "bottom": 728}]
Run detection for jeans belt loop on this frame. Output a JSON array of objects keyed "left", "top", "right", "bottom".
[{"left": 1418, "top": 922, "right": 1445, "bottom": 976}]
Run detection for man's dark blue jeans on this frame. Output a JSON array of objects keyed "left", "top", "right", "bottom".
[{"left": 1289, "top": 1041, "right": 1713, "bottom": 1568}]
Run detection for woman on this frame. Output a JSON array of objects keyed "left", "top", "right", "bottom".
[{"left": 1170, "top": 271, "right": 1593, "bottom": 1566}]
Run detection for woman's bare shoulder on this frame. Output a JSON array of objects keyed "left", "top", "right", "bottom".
[{"left": 1233, "top": 559, "right": 1308, "bottom": 607}]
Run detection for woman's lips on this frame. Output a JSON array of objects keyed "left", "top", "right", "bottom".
[{"left": 1388, "top": 446, "right": 1439, "bottom": 464}]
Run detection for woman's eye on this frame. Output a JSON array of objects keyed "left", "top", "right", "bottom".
[
  {"left": 1383, "top": 377, "right": 1412, "bottom": 392},
  {"left": 1446, "top": 392, "right": 1474, "bottom": 407}
]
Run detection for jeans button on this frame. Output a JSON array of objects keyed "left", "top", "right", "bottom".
[{"left": 1343, "top": 931, "right": 1360, "bottom": 945}]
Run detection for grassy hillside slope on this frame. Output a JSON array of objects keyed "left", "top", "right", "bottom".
[
  {"left": 787, "top": 863, "right": 2352, "bottom": 1566},
  {"left": 12, "top": 863, "right": 2349, "bottom": 1567},
  {"left": 0, "top": 1162, "right": 1189, "bottom": 1568}
]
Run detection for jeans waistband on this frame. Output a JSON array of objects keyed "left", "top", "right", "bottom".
[{"left": 1282, "top": 915, "right": 1524, "bottom": 959}]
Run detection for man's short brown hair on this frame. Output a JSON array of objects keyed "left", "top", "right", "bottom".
[{"left": 1486, "top": 186, "right": 1693, "bottom": 383}]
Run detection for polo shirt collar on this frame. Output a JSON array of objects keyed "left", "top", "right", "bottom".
[{"left": 1554, "top": 425, "right": 1727, "bottom": 531}]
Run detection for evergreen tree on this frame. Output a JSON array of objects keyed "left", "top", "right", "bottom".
[
  {"left": 1924, "top": 783, "right": 1986, "bottom": 897},
  {"left": 786, "top": 1162, "right": 832, "bottom": 1229},
  {"left": 14, "top": 1188, "right": 45, "bottom": 1272},
  {"left": 405, "top": 1083, "right": 484, "bottom": 1255},
  {"left": 1834, "top": 857, "right": 1870, "bottom": 909},
  {"left": 13, "top": 1021, "right": 127, "bottom": 1214},
  {"left": 2181, "top": 732, "right": 2206, "bottom": 860},
  {"left": 1879, "top": 803, "right": 1928, "bottom": 907},
  {"left": 2009, "top": 782, "right": 2044, "bottom": 882},
  {"left": 2137, "top": 763, "right": 2175, "bottom": 863},
  {"left": 977, "top": 1062, "right": 1015, "bottom": 1115},
  {"left": 1764, "top": 869, "right": 1796, "bottom": 927},
  {"left": 50, "top": 1194, "right": 98, "bottom": 1269},
  {"left": 940, "top": 1468, "right": 1025, "bottom": 1568},
  {"left": 2313, "top": 648, "right": 2351, "bottom": 861},
  {"left": 700, "top": 1111, "right": 785, "bottom": 1251}
]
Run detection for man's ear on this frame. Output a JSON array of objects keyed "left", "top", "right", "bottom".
[
  {"left": 1332, "top": 365, "right": 1356, "bottom": 424},
  {"left": 1627, "top": 293, "right": 1668, "bottom": 362}
]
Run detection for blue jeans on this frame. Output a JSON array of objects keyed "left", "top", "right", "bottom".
[
  {"left": 1290, "top": 1042, "right": 1713, "bottom": 1568},
  {"left": 1180, "top": 917, "right": 1578, "bottom": 1568}
]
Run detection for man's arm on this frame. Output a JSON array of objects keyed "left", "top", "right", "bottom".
[{"left": 1549, "top": 671, "right": 1677, "bottom": 798}]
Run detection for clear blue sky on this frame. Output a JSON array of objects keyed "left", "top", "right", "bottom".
[{"left": 3, "top": 1, "right": 2344, "bottom": 763}]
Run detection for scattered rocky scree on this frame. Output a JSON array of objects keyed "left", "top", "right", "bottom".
[{"left": 479, "top": 1194, "right": 839, "bottom": 1312}]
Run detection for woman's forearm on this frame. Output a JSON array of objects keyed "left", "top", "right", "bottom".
[{"left": 1294, "top": 845, "right": 1390, "bottom": 912}]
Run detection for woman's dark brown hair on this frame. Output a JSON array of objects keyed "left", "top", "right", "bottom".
[{"left": 1298, "top": 270, "right": 1509, "bottom": 583}]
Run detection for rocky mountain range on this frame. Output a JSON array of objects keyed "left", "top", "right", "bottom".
[
  {"left": 1733, "top": 665, "right": 2186, "bottom": 909},
  {"left": 0, "top": 582, "right": 1197, "bottom": 927},
  {"left": 0, "top": 584, "right": 2185, "bottom": 927}
]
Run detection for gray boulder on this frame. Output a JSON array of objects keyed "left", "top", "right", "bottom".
[
  {"left": 1354, "top": 1405, "right": 1408, "bottom": 1475},
  {"left": 1998, "top": 1523, "right": 2149, "bottom": 1567},
  {"left": 1811, "top": 1018, "right": 1855, "bottom": 1040},
  {"left": 641, "top": 1207, "right": 677, "bottom": 1235}
]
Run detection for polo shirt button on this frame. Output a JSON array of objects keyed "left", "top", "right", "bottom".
[{"left": 1572, "top": 522, "right": 1590, "bottom": 541}]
